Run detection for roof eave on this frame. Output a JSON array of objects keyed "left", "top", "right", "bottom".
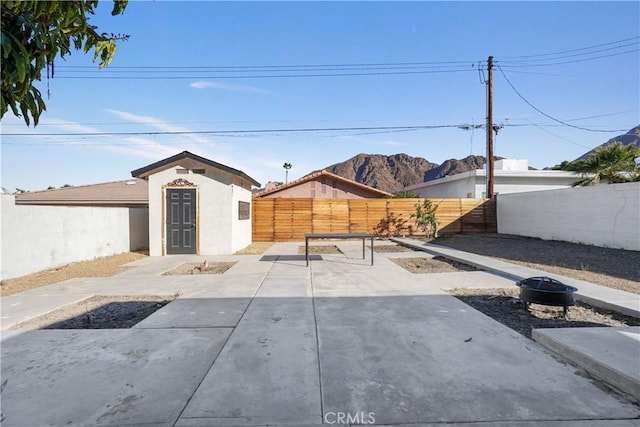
[{"left": 131, "top": 151, "right": 260, "bottom": 187}]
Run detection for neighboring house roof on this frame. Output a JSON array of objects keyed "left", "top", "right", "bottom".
[
  {"left": 254, "top": 170, "right": 392, "bottom": 198},
  {"left": 131, "top": 150, "right": 260, "bottom": 187},
  {"left": 14, "top": 179, "right": 149, "bottom": 207},
  {"left": 406, "top": 169, "right": 579, "bottom": 191}
]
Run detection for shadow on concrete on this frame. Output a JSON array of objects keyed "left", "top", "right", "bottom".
[{"left": 2, "top": 294, "right": 639, "bottom": 426}]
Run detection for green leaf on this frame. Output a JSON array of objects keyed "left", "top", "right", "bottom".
[
  {"left": 1, "top": 0, "right": 128, "bottom": 125},
  {"left": 112, "top": 0, "right": 128, "bottom": 16}
]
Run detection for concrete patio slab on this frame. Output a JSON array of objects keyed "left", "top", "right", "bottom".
[
  {"left": 314, "top": 291, "right": 639, "bottom": 424},
  {"left": 308, "top": 255, "right": 640, "bottom": 425},
  {"left": 0, "top": 328, "right": 231, "bottom": 427},
  {"left": 374, "top": 422, "right": 640, "bottom": 427},
  {"left": 533, "top": 327, "right": 640, "bottom": 401},
  {"left": 134, "top": 297, "right": 251, "bottom": 328},
  {"left": 179, "top": 289, "right": 321, "bottom": 424},
  {"left": 1, "top": 242, "right": 638, "bottom": 426}
]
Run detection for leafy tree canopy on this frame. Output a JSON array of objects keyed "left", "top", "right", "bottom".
[
  {"left": 550, "top": 160, "right": 570, "bottom": 170},
  {"left": 562, "top": 141, "right": 640, "bottom": 186},
  {"left": 1, "top": 0, "right": 129, "bottom": 126},
  {"left": 393, "top": 190, "right": 418, "bottom": 198}
]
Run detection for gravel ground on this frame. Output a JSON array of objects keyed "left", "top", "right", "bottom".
[
  {"left": 391, "top": 256, "right": 480, "bottom": 273},
  {"left": 432, "top": 234, "right": 639, "bottom": 294},
  {"left": 373, "top": 244, "right": 414, "bottom": 253},
  {"left": 0, "top": 252, "right": 148, "bottom": 297},
  {"left": 449, "top": 287, "right": 640, "bottom": 339},
  {"left": 163, "top": 261, "right": 237, "bottom": 275},
  {"left": 234, "top": 242, "right": 274, "bottom": 255},
  {"left": 10, "top": 295, "right": 174, "bottom": 330}
]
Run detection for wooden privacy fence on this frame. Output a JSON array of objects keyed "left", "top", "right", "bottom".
[{"left": 252, "top": 198, "right": 496, "bottom": 242}]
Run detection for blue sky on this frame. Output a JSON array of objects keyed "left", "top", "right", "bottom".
[{"left": 2, "top": 1, "right": 639, "bottom": 192}]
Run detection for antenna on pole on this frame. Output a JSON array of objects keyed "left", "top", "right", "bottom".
[{"left": 486, "top": 56, "right": 495, "bottom": 200}]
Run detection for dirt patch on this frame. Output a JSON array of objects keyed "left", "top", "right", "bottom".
[
  {"left": 234, "top": 242, "right": 274, "bottom": 255},
  {"left": 432, "top": 234, "right": 639, "bottom": 294},
  {"left": 163, "top": 261, "right": 236, "bottom": 275},
  {"left": 391, "top": 256, "right": 481, "bottom": 273},
  {"left": 297, "top": 245, "right": 343, "bottom": 255},
  {"left": 373, "top": 244, "right": 415, "bottom": 253},
  {"left": 448, "top": 287, "right": 640, "bottom": 339},
  {"left": 11, "top": 295, "right": 175, "bottom": 330},
  {"left": 0, "top": 252, "right": 148, "bottom": 297}
]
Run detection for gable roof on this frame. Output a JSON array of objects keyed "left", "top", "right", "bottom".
[
  {"left": 131, "top": 151, "right": 260, "bottom": 187},
  {"left": 14, "top": 179, "right": 148, "bottom": 207},
  {"left": 254, "top": 170, "right": 392, "bottom": 198}
]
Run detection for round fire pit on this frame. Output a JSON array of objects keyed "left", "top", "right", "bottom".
[{"left": 516, "top": 276, "right": 578, "bottom": 318}]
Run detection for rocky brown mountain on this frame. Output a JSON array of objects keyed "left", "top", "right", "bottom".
[
  {"left": 576, "top": 125, "right": 640, "bottom": 160},
  {"left": 321, "top": 126, "right": 640, "bottom": 193},
  {"left": 325, "top": 153, "right": 494, "bottom": 193}
]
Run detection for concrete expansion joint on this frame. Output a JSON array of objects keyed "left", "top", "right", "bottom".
[
  {"left": 169, "top": 259, "right": 275, "bottom": 426},
  {"left": 309, "top": 264, "right": 325, "bottom": 419}
]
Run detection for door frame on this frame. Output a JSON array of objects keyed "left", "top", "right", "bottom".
[{"left": 163, "top": 181, "right": 198, "bottom": 255}]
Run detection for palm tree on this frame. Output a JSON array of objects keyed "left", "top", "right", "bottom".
[
  {"left": 283, "top": 162, "right": 292, "bottom": 184},
  {"left": 563, "top": 141, "right": 640, "bottom": 186}
]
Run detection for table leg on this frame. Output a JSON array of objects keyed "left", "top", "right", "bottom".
[
  {"left": 306, "top": 238, "right": 309, "bottom": 266},
  {"left": 362, "top": 238, "right": 365, "bottom": 259},
  {"left": 370, "top": 236, "right": 374, "bottom": 265}
]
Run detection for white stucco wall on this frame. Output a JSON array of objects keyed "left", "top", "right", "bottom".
[
  {"left": 1, "top": 195, "right": 149, "bottom": 280},
  {"left": 230, "top": 177, "right": 254, "bottom": 252},
  {"left": 129, "top": 207, "right": 150, "bottom": 251},
  {"left": 497, "top": 182, "right": 640, "bottom": 251},
  {"left": 412, "top": 175, "right": 478, "bottom": 198},
  {"left": 147, "top": 160, "right": 253, "bottom": 256}
]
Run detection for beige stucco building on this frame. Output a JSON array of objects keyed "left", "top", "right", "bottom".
[
  {"left": 132, "top": 151, "right": 260, "bottom": 256},
  {"left": 254, "top": 170, "right": 391, "bottom": 199}
]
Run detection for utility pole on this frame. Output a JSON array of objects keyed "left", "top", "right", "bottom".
[{"left": 486, "top": 56, "right": 495, "bottom": 200}]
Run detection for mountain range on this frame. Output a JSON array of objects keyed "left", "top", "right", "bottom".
[
  {"left": 324, "top": 125, "right": 640, "bottom": 193},
  {"left": 325, "top": 153, "right": 492, "bottom": 193},
  {"left": 576, "top": 125, "right": 640, "bottom": 159}
]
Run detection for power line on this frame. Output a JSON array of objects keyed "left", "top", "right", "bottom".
[
  {"left": 523, "top": 119, "right": 593, "bottom": 149},
  {"left": 57, "top": 59, "right": 477, "bottom": 70},
  {"left": 2, "top": 116, "right": 631, "bottom": 129},
  {"left": 53, "top": 45, "right": 639, "bottom": 78},
  {"left": 51, "top": 36, "right": 638, "bottom": 80},
  {"left": 1, "top": 124, "right": 465, "bottom": 137},
  {"left": 496, "top": 65, "right": 630, "bottom": 133},
  {"left": 499, "top": 41, "right": 638, "bottom": 64},
  {"left": 55, "top": 59, "right": 478, "bottom": 79},
  {"left": 54, "top": 69, "right": 475, "bottom": 80},
  {"left": 497, "top": 48, "right": 639, "bottom": 68},
  {"left": 499, "top": 36, "right": 639, "bottom": 59}
]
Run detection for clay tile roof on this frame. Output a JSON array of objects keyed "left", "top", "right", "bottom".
[{"left": 14, "top": 179, "right": 149, "bottom": 207}]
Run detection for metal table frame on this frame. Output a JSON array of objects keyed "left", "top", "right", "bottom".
[{"left": 304, "top": 233, "right": 374, "bottom": 266}]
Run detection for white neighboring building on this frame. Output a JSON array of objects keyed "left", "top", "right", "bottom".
[{"left": 406, "top": 159, "right": 579, "bottom": 198}]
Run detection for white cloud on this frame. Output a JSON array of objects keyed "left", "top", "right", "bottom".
[
  {"left": 2, "top": 114, "right": 182, "bottom": 160},
  {"left": 189, "top": 81, "right": 274, "bottom": 94},
  {"left": 100, "top": 136, "right": 180, "bottom": 160},
  {"left": 104, "top": 109, "right": 219, "bottom": 147}
]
